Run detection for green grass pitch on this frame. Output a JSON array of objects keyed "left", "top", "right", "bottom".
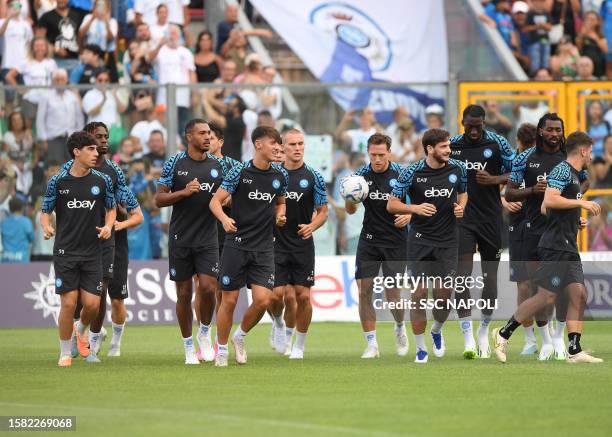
[{"left": 1, "top": 321, "right": 611, "bottom": 436}]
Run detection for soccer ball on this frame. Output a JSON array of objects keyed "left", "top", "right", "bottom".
[{"left": 340, "top": 175, "right": 369, "bottom": 203}]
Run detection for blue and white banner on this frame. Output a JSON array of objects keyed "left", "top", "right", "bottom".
[{"left": 251, "top": 0, "right": 448, "bottom": 127}]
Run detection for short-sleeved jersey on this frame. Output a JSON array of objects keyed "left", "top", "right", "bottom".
[
  {"left": 42, "top": 168, "right": 115, "bottom": 258},
  {"left": 450, "top": 130, "right": 515, "bottom": 224},
  {"left": 538, "top": 161, "right": 584, "bottom": 254},
  {"left": 392, "top": 158, "right": 467, "bottom": 247},
  {"left": 353, "top": 162, "right": 406, "bottom": 248},
  {"left": 220, "top": 160, "right": 288, "bottom": 252},
  {"left": 274, "top": 164, "right": 327, "bottom": 252},
  {"left": 158, "top": 151, "right": 227, "bottom": 248},
  {"left": 217, "top": 155, "right": 242, "bottom": 248}
]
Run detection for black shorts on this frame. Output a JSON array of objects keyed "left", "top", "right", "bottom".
[
  {"left": 407, "top": 242, "right": 458, "bottom": 278},
  {"left": 54, "top": 255, "right": 102, "bottom": 295},
  {"left": 102, "top": 245, "right": 115, "bottom": 280},
  {"left": 533, "top": 248, "right": 584, "bottom": 294},
  {"left": 355, "top": 240, "right": 407, "bottom": 280},
  {"left": 508, "top": 237, "right": 528, "bottom": 283},
  {"left": 458, "top": 220, "right": 502, "bottom": 261},
  {"left": 274, "top": 247, "right": 315, "bottom": 287},
  {"left": 169, "top": 245, "right": 220, "bottom": 282},
  {"left": 108, "top": 243, "right": 129, "bottom": 300},
  {"left": 219, "top": 246, "right": 275, "bottom": 291}
]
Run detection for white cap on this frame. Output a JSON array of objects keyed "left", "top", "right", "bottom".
[
  {"left": 512, "top": 1, "right": 529, "bottom": 14},
  {"left": 425, "top": 104, "right": 444, "bottom": 115}
]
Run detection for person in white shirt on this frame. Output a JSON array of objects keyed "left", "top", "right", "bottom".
[
  {"left": 134, "top": 0, "right": 162, "bottom": 27},
  {"left": 0, "top": 1, "right": 34, "bottom": 86},
  {"left": 335, "top": 108, "right": 377, "bottom": 154},
  {"left": 259, "top": 65, "right": 282, "bottom": 120},
  {"left": 148, "top": 24, "right": 195, "bottom": 136},
  {"left": 21, "top": 37, "right": 58, "bottom": 118},
  {"left": 164, "top": 0, "right": 190, "bottom": 27},
  {"left": 35, "top": 69, "right": 84, "bottom": 162},
  {"left": 130, "top": 106, "right": 168, "bottom": 156},
  {"left": 149, "top": 2, "right": 169, "bottom": 46},
  {"left": 82, "top": 68, "right": 127, "bottom": 126}
]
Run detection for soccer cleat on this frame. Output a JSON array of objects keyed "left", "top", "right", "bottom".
[
  {"left": 491, "top": 328, "right": 508, "bottom": 363},
  {"left": 289, "top": 347, "right": 304, "bottom": 360},
  {"left": 215, "top": 353, "right": 228, "bottom": 367},
  {"left": 100, "top": 326, "right": 108, "bottom": 342},
  {"left": 361, "top": 344, "right": 380, "bottom": 359},
  {"left": 185, "top": 349, "right": 200, "bottom": 365},
  {"left": 107, "top": 344, "right": 121, "bottom": 357},
  {"left": 73, "top": 324, "right": 90, "bottom": 358},
  {"left": 231, "top": 337, "right": 247, "bottom": 364},
  {"left": 284, "top": 342, "right": 292, "bottom": 356},
  {"left": 395, "top": 326, "right": 409, "bottom": 357},
  {"left": 553, "top": 338, "right": 567, "bottom": 361},
  {"left": 273, "top": 323, "right": 286, "bottom": 354},
  {"left": 85, "top": 352, "right": 101, "bottom": 363},
  {"left": 431, "top": 331, "right": 445, "bottom": 358},
  {"left": 538, "top": 343, "right": 554, "bottom": 361},
  {"left": 520, "top": 342, "right": 538, "bottom": 355},
  {"left": 269, "top": 325, "right": 275, "bottom": 350},
  {"left": 414, "top": 349, "right": 428, "bottom": 363},
  {"left": 567, "top": 351, "right": 603, "bottom": 364},
  {"left": 58, "top": 356, "right": 72, "bottom": 367},
  {"left": 197, "top": 335, "right": 215, "bottom": 362},
  {"left": 70, "top": 332, "right": 78, "bottom": 358},
  {"left": 477, "top": 334, "right": 491, "bottom": 359},
  {"left": 463, "top": 339, "right": 477, "bottom": 360}
]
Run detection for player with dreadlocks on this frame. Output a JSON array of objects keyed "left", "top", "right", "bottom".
[{"left": 505, "top": 113, "right": 589, "bottom": 360}]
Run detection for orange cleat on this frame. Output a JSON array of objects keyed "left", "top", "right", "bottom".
[
  {"left": 73, "top": 323, "right": 90, "bottom": 358},
  {"left": 58, "top": 356, "right": 72, "bottom": 367}
]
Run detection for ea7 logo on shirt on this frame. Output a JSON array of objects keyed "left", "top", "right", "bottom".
[
  {"left": 369, "top": 190, "right": 390, "bottom": 200},
  {"left": 248, "top": 189, "right": 276, "bottom": 203},
  {"left": 242, "top": 178, "right": 253, "bottom": 184},
  {"left": 463, "top": 161, "right": 487, "bottom": 171},
  {"left": 416, "top": 177, "right": 428, "bottom": 183},
  {"left": 67, "top": 199, "right": 96, "bottom": 209},
  {"left": 178, "top": 171, "right": 189, "bottom": 176},
  {"left": 59, "top": 189, "right": 70, "bottom": 195},
  {"left": 286, "top": 191, "right": 304, "bottom": 202},
  {"left": 451, "top": 150, "right": 461, "bottom": 156},
  {"left": 424, "top": 187, "right": 454, "bottom": 198}
]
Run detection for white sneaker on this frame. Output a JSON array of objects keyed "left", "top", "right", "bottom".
[
  {"left": 395, "top": 326, "right": 409, "bottom": 357},
  {"left": 215, "top": 353, "right": 228, "bottom": 367},
  {"left": 430, "top": 331, "right": 445, "bottom": 358},
  {"left": 553, "top": 337, "right": 567, "bottom": 361},
  {"left": 361, "top": 344, "right": 380, "bottom": 359},
  {"left": 414, "top": 349, "right": 428, "bottom": 363},
  {"left": 231, "top": 336, "right": 247, "bottom": 364},
  {"left": 185, "top": 349, "right": 200, "bottom": 365},
  {"left": 491, "top": 328, "right": 508, "bottom": 363},
  {"left": 269, "top": 325, "right": 275, "bottom": 350},
  {"left": 289, "top": 346, "right": 304, "bottom": 360},
  {"left": 477, "top": 327, "right": 491, "bottom": 358},
  {"left": 567, "top": 351, "right": 603, "bottom": 364},
  {"left": 273, "top": 323, "right": 286, "bottom": 354},
  {"left": 107, "top": 343, "right": 121, "bottom": 357},
  {"left": 520, "top": 342, "right": 538, "bottom": 355},
  {"left": 284, "top": 331, "right": 294, "bottom": 356},
  {"left": 463, "top": 339, "right": 477, "bottom": 360},
  {"left": 197, "top": 334, "right": 216, "bottom": 362},
  {"left": 538, "top": 343, "right": 554, "bottom": 361},
  {"left": 100, "top": 326, "right": 108, "bottom": 342}
]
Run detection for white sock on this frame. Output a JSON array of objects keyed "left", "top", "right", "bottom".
[
  {"left": 414, "top": 333, "right": 426, "bottom": 352},
  {"left": 111, "top": 322, "right": 124, "bottom": 346},
  {"left": 524, "top": 325, "right": 536, "bottom": 343},
  {"left": 459, "top": 317, "right": 474, "bottom": 345},
  {"left": 479, "top": 318, "right": 491, "bottom": 332},
  {"left": 183, "top": 336, "right": 195, "bottom": 351},
  {"left": 431, "top": 320, "right": 444, "bottom": 334},
  {"left": 233, "top": 327, "right": 247, "bottom": 340},
  {"left": 394, "top": 322, "right": 405, "bottom": 333},
  {"left": 89, "top": 330, "right": 100, "bottom": 353},
  {"left": 73, "top": 317, "right": 80, "bottom": 324},
  {"left": 76, "top": 320, "right": 88, "bottom": 335},
  {"left": 60, "top": 339, "right": 71, "bottom": 357},
  {"left": 538, "top": 324, "right": 552, "bottom": 345},
  {"left": 285, "top": 327, "right": 294, "bottom": 340},
  {"left": 553, "top": 321, "right": 566, "bottom": 340},
  {"left": 273, "top": 315, "right": 284, "bottom": 328},
  {"left": 295, "top": 331, "right": 307, "bottom": 350},
  {"left": 198, "top": 323, "right": 210, "bottom": 338},
  {"left": 364, "top": 330, "right": 377, "bottom": 347},
  {"left": 217, "top": 343, "right": 229, "bottom": 356}
]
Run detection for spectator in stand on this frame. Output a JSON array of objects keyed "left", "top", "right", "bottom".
[
  {"left": 576, "top": 55, "right": 598, "bottom": 80},
  {"left": 424, "top": 104, "right": 445, "bottom": 130},
  {"left": 221, "top": 29, "right": 249, "bottom": 74},
  {"left": 514, "top": 89, "right": 549, "bottom": 126},
  {"left": 512, "top": 1, "right": 531, "bottom": 71},
  {"left": 127, "top": 158, "right": 153, "bottom": 260},
  {"left": 0, "top": 196, "right": 33, "bottom": 263},
  {"left": 577, "top": 10, "right": 608, "bottom": 78},
  {"left": 143, "top": 129, "right": 166, "bottom": 169},
  {"left": 36, "top": 1, "right": 59, "bottom": 19},
  {"left": 390, "top": 118, "right": 420, "bottom": 165},
  {"left": 69, "top": 42, "right": 104, "bottom": 84},
  {"left": 148, "top": 23, "right": 195, "bottom": 137},
  {"left": 1, "top": 1, "right": 33, "bottom": 89},
  {"left": 203, "top": 59, "right": 237, "bottom": 112},
  {"left": 165, "top": 0, "right": 190, "bottom": 40},
  {"left": 525, "top": 0, "right": 552, "bottom": 75},
  {"left": 134, "top": 0, "right": 162, "bottom": 27},
  {"left": 82, "top": 68, "right": 126, "bottom": 127},
  {"left": 30, "top": 161, "right": 60, "bottom": 262},
  {"left": 35, "top": 68, "right": 84, "bottom": 162},
  {"left": 149, "top": 2, "right": 168, "bottom": 46},
  {"left": 587, "top": 100, "right": 611, "bottom": 156},
  {"left": 3, "top": 111, "right": 35, "bottom": 194},
  {"left": 601, "top": 0, "right": 612, "bottom": 77},
  {"left": 485, "top": 100, "right": 513, "bottom": 138},
  {"left": 550, "top": 35, "right": 580, "bottom": 79},
  {"left": 69, "top": 0, "right": 93, "bottom": 21},
  {"left": 122, "top": 21, "right": 152, "bottom": 65},
  {"left": 113, "top": 136, "right": 136, "bottom": 175},
  {"left": 21, "top": 37, "right": 57, "bottom": 121},
  {"left": 335, "top": 108, "right": 377, "bottom": 154},
  {"left": 592, "top": 155, "right": 612, "bottom": 188},
  {"left": 385, "top": 106, "right": 409, "bottom": 142},
  {"left": 485, "top": 0, "right": 518, "bottom": 50},
  {"left": 215, "top": 3, "right": 272, "bottom": 54},
  {"left": 194, "top": 30, "right": 222, "bottom": 83},
  {"left": 203, "top": 93, "right": 246, "bottom": 162},
  {"left": 259, "top": 65, "right": 282, "bottom": 119},
  {"left": 123, "top": 38, "right": 157, "bottom": 124},
  {"left": 534, "top": 66, "right": 554, "bottom": 80},
  {"left": 130, "top": 105, "right": 167, "bottom": 155},
  {"left": 37, "top": 0, "right": 84, "bottom": 70},
  {"left": 550, "top": 0, "right": 581, "bottom": 45},
  {"left": 78, "top": 0, "right": 119, "bottom": 81}
]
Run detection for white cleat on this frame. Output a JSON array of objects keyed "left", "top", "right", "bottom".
[
  {"left": 567, "top": 351, "right": 603, "bottom": 364},
  {"left": 538, "top": 343, "right": 554, "bottom": 361},
  {"left": 273, "top": 323, "right": 287, "bottom": 354},
  {"left": 107, "top": 344, "right": 121, "bottom": 357},
  {"left": 269, "top": 325, "right": 275, "bottom": 350},
  {"left": 361, "top": 344, "right": 380, "bottom": 359},
  {"left": 520, "top": 342, "right": 538, "bottom": 355},
  {"left": 197, "top": 334, "right": 216, "bottom": 362},
  {"left": 414, "top": 349, "right": 428, "bottom": 363},
  {"left": 395, "top": 326, "right": 409, "bottom": 357},
  {"left": 215, "top": 354, "right": 228, "bottom": 367},
  {"left": 430, "top": 331, "right": 445, "bottom": 358},
  {"left": 477, "top": 329, "right": 491, "bottom": 359},
  {"left": 553, "top": 338, "right": 567, "bottom": 361},
  {"left": 491, "top": 328, "right": 508, "bottom": 363},
  {"left": 289, "top": 346, "right": 304, "bottom": 360},
  {"left": 231, "top": 337, "right": 247, "bottom": 364},
  {"left": 185, "top": 349, "right": 200, "bottom": 365}
]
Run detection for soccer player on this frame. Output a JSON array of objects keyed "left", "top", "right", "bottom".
[
  {"left": 210, "top": 126, "right": 288, "bottom": 367},
  {"left": 155, "top": 119, "right": 227, "bottom": 364},
  {"left": 505, "top": 114, "right": 589, "bottom": 360},
  {"left": 449, "top": 104, "right": 515, "bottom": 358},
  {"left": 493, "top": 132, "right": 603, "bottom": 364},
  {"left": 346, "top": 133, "right": 410, "bottom": 359},
  {"left": 388, "top": 128, "right": 468, "bottom": 363},
  {"left": 270, "top": 128, "right": 328, "bottom": 359},
  {"left": 41, "top": 131, "right": 116, "bottom": 366},
  {"left": 504, "top": 123, "right": 538, "bottom": 356}
]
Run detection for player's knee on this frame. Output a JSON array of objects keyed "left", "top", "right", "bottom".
[
  {"left": 295, "top": 291, "right": 310, "bottom": 307},
  {"left": 221, "top": 293, "right": 239, "bottom": 310},
  {"left": 285, "top": 292, "right": 298, "bottom": 307}
]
